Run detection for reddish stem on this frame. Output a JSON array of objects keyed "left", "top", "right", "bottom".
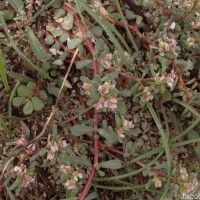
[{"left": 62, "top": 5, "right": 99, "bottom": 199}]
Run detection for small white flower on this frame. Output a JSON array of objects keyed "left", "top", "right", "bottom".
[
  {"left": 47, "top": 151, "right": 55, "bottom": 160},
  {"left": 64, "top": 180, "right": 77, "bottom": 190},
  {"left": 14, "top": 164, "right": 27, "bottom": 176},
  {"left": 60, "top": 140, "right": 68, "bottom": 148},
  {"left": 187, "top": 37, "right": 196, "bottom": 47},
  {"left": 82, "top": 82, "right": 92, "bottom": 95},
  {"left": 166, "top": 69, "right": 176, "bottom": 88},
  {"left": 117, "top": 128, "right": 125, "bottom": 138},
  {"left": 170, "top": 22, "right": 176, "bottom": 30},
  {"left": 124, "top": 120, "right": 135, "bottom": 130},
  {"left": 73, "top": 171, "right": 83, "bottom": 181},
  {"left": 50, "top": 142, "right": 59, "bottom": 153},
  {"left": 153, "top": 177, "right": 162, "bottom": 188},
  {"left": 60, "top": 165, "right": 72, "bottom": 173}
]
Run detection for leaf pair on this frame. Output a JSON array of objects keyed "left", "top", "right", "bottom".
[{"left": 13, "top": 83, "right": 47, "bottom": 115}]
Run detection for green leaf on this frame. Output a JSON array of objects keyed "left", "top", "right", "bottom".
[
  {"left": 26, "top": 28, "right": 51, "bottom": 61},
  {"left": 17, "top": 85, "right": 31, "bottom": 97},
  {"left": 94, "top": 39, "right": 105, "bottom": 58},
  {"left": 6, "top": 187, "right": 15, "bottom": 200},
  {"left": 0, "top": 49, "right": 10, "bottom": 93},
  {"left": 99, "top": 159, "right": 122, "bottom": 169},
  {"left": 195, "top": 145, "right": 200, "bottom": 155},
  {"left": 119, "top": 90, "right": 131, "bottom": 97},
  {"left": 70, "top": 124, "right": 93, "bottom": 136},
  {"left": 45, "top": 35, "right": 54, "bottom": 45},
  {"left": 9, "top": 177, "right": 22, "bottom": 191},
  {"left": 76, "top": 59, "right": 92, "bottom": 69},
  {"left": 6, "top": 70, "right": 36, "bottom": 83},
  {"left": 90, "top": 26, "right": 102, "bottom": 37},
  {"left": 117, "top": 102, "right": 126, "bottom": 116},
  {"left": 31, "top": 97, "right": 44, "bottom": 111},
  {"left": 175, "top": 59, "right": 194, "bottom": 71},
  {"left": 8, "top": 0, "right": 24, "bottom": 13},
  {"left": 98, "top": 128, "right": 118, "bottom": 144},
  {"left": 13, "top": 97, "right": 25, "bottom": 107},
  {"left": 67, "top": 38, "right": 83, "bottom": 49},
  {"left": 161, "top": 92, "right": 171, "bottom": 101},
  {"left": 125, "top": 9, "right": 135, "bottom": 20},
  {"left": 85, "top": 192, "right": 98, "bottom": 200},
  {"left": 61, "top": 13, "right": 74, "bottom": 30},
  {"left": 188, "top": 130, "right": 200, "bottom": 140},
  {"left": 54, "top": 8, "right": 66, "bottom": 18},
  {"left": 2, "top": 10, "right": 14, "bottom": 21},
  {"left": 23, "top": 100, "right": 33, "bottom": 115},
  {"left": 27, "top": 82, "right": 36, "bottom": 90},
  {"left": 59, "top": 32, "right": 69, "bottom": 43},
  {"left": 39, "top": 90, "right": 48, "bottom": 100},
  {"left": 47, "top": 85, "right": 60, "bottom": 97},
  {"left": 70, "top": 155, "right": 92, "bottom": 166}
]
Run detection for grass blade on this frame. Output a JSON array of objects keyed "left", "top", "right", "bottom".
[
  {"left": 146, "top": 102, "right": 171, "bottom": 200},
  {"left": 0, "top": 49, "right": 10, "bottom": 93}
]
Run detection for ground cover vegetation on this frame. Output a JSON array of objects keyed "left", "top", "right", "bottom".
[{"left": 0, "top": 0, "right": 200, "bottom": 199}]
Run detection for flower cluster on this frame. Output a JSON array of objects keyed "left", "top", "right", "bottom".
[
  {"left": 95, "top": 82, "right": 118, "bottom": 112},
  {"left": 116, "top": 119, "right": 134, "bottom": 138},
  {"left": 100, "top": 53, "right": 112, "bottom": 69},
  {"left": 179, "top": 167, "right": 198, "bottom": 195},
  {"left": 141, "top": 86, "right": 154, "bottom": 102},
  {"left": 153, "top": 176, "right": 162, "bottom": 188},
  {"left": 61, "top": 165, "right": 83, "bottom": 190},
  {"left": 82, "top": 82, "right": 92, "bottom": 95},
  {"left": 187, "top": 36, "right": 196, "bottom": 47},
  {"left": 155, "top": 69, "right": 176, "bottom": 88},
  {"left": 159, "top": 35, "right": 178, "bottom": 57},
  {"left": 14, "top": 164, "right": 35, "bottom": 188},
  {"left": 47, "top": 139, "right": 67, "bottom": 160},
  {"left": 183, "top": 0, "right": 194, "bottom": 8},
  {"left": 192, "top": 18, "right": 200, "bottom": 29},
  {"left": 166, "top": 69, "right": 176, "bottom": 88}
]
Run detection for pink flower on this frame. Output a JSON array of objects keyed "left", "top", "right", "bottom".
[
  {"left": 17, "top": 135, "right": 28, "bottom": 147},
  {"left": 166, "top": 69, "right": 176, "bottom": 88},
  {"left": 14, "top": 164, "right": 27, "bottom": 176},
  {"left": 100, "top": 53, "right": 112, "bottom": 69},
  {"left": 47, "top": 151, "right": 55, "bottom": 160},
  {"left": 117, "top": 128, "right": 125, "bottom": 138},
  {"left": 95, "top": 98, "right": 118, "bottom": 112},
  {"left": 141, "top": 86, "right": 154, "bottom": 102},
  {"left": 103, "top": 98, "right": 118, "bottom": 111},
  {"left": 49, "top": 142, "right": 59, "bottom": 153},
  {"left": 22, "top": 174, "right": 35, "bottom": 188},
  {"left": 124, "top": 120, "right": 135, "bottom": 130},
  {"left": 59, "top": 140, "right": 68, "bottom": 148},
  {"left": 26, "top": 143, "right": 36, "bottom": 155},
  {"left": 187, "top": 37, "right": 196, "bottom": 47},
  {"left": 98, "top": 82, "right": 115, "bottom": 95},
  {"left": 82, "top": 82, "right": 92, "bottom": 95}
]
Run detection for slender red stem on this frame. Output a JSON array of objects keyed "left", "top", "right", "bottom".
[{"left": 62, "top": 5, "right": 100, "bottom": 200}]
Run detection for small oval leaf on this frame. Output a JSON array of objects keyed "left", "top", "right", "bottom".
[
  {"left": 31, "top": 97, "right": 44, "bottom": 111},
  {"left": 13, "top": 97, "right": 25, "bottom": 107},
  {"left": 17, "top": 85, "right": 31, "bottom": 97},
  {"left": 23, "top": 100, "right": 33, "bottom": 115},
  {"left": 67, "top": 38, "right": 83, "bottom": 49},
  {"left": 99, "top": 160, "right": 122, "bottom": 169}
]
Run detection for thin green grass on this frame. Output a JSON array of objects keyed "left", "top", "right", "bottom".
[
  {"left": 0, "top": 13, "right": 53, "bottom": 81},
  {"left": 146, "top": 102, "right": 172, "bottom": 200},
  {"left": 0, "top": 49, "right": 10, "bottom": 93}
]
